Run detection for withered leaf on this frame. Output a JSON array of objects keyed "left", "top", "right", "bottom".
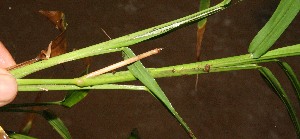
[
  {"left": 194, "top": 24, "right": 207, "bottom": 91},
  {"left": 38, "top": 10, "right": 68, "bottom": 58},
  {"left": 7, "top": 11, "right": 68, "bottom": 71},
  {"left": 195, "top": 23, "right": 206, "bottom": 61},
  {"left": 83, "top": 56, "right": 92, "bottom": 68},
  {"left": 47, "top": 31, "right": 67, "bottom": 58},
  {"left": 38, "top": 10, "right": 67, "bottom": 31}
]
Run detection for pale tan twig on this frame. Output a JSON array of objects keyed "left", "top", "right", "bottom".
[
  {"left": 41, "top": 41, "right": 52, "bottom": 59},
  {"left": 84, "top": 48, "right": 162, "bottom": 78},
  {"left": 100, "top": 28, "right": 112, "bottom": 40}
]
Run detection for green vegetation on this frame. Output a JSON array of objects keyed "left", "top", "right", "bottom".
[{"left": 1, "top": 0, "right": 299, "bottom": 138}]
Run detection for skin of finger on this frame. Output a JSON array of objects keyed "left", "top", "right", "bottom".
[
  {"left": 0, "top": 41, "right": 16, "bottom": 68},
  {"left": 0, "top": 68, "right": 17, "bottom": 106},
  {"left": 0, "top": 42, "right": 17, "bottom": 106}
]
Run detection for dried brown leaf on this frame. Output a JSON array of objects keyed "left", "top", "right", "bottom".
[
  {"left": 195, "top": 23, "right": 206, "bottom": 61},
  {"left": 49, "top": 31, "right": 67, "bottom": 57},
  {"left": 83, "top": 57, "right": 92, "bottom": 68},
  {"left": 38, "top": 10, "right": 67, "bottom": 31},
  {"left": 8, "top": 11, "right": 68, "bottom": 70},
  {"left": 195, "top": 22, "right": 207, "bottom": 91}
]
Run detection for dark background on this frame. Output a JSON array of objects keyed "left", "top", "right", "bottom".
[{"left": 0, "top": 0, "right": 299, "bottom": 138}]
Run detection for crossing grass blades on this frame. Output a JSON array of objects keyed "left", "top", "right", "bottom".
[{"left": 0, "top": 0, "right": 300, "bottom": 138}]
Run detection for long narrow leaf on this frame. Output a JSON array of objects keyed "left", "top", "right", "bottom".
[
  {"left": 259, "top": 67, "right": 300, "bottom": 138},
  {"left": 8, "top": 133, "right": 37, "bottom": 139},
  {"left": 248, "top": 0, "right": 300, "bottom": 58},
  {"left": 41, "top": 110, "right": 71, "bottom": 139},
  {"left": 278, "top": 61, "right": 300, "bottom": 106},
  {"left": 10, "top": 0, "right": 232, "bottom": 78},
  {"left": 0, "top": 109, "right": 70, "bottom": 138},
  {"left": 122, "top": 47, "right": 196, "bottom": 138},
  {"left": 18, "top": 84, "right": 148, "bottom": 92},
  {"left": 195, "top": 0, "right": 210, "bottom": 90},
  {"left": 17, "top": 44, "right": 300, "bottom": 87},
  {"left": 196, "top": 0, "right": 210, "bottom": 61},
  {"left": 61, "top": 90, "right": 89, "bottom": 108},
  {"left": 3, "top": 102, "right": 60, "bottom": 108}
]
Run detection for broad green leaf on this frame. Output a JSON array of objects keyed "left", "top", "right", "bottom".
[
  {"left": 122, "top": 48, "right": 196, "bottom": 138},
  {"left": 278, "top": 61, "right": 300, "bottom": 106},
  {"left": 259, "top": 67, "right": 300, "bottom": 137},
  {"left": 41, "top": 110, "right": 71, "bottom": 139},
  {"left": 9, "top": 133, "right": 37, "bottom": 139},
  {"left": 248, "top": 0, "right": 300, "bottom": 58}
]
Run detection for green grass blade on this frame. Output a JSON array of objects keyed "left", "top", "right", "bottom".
[
  {"left": 122, "top": 47, "right": 196, "bottom": 138},
  {"left": 9, "top": 133, "right": 37, "bottom": 139},
  {"left": 17, "top": 64, "right": 260, "bottom": 90},
  {"left": 61, "top": 68, "right": 90, "bottom": 108},
  {"left": 17, "top": 44, "right": 300, "bottom": 88},
  {"left": 61, "top": 90, "right": 89, "bottom": 108},
  {"left": 41, "top": 110, "right": 72, "bottom": 139},
  {"left": 0, "top": 108, "right": 40, "bottom": 113},
  {"left": 3, "top": 102, "right": 60, "bottom": 108},
  {"left": 16, "top": 84, "right": 148, "bottom": 107},
  {"left": 248, "top": 0, "right": 300, "bottom": 58},
  {"left": 0, "top": 109, "right": 71, "bottom": 138},
  {"left": 259, "top": 67, "right": 300, "bottom": 137},
  {"left": 10, "top": 0, "right": 231, "bottom": 79},
  {"left": 18, "top": 84, "right": 148, "bottom": 92},
  {"left": 198, "top": 0, "right": 210, "bottom": 28},
  {"left": 278, "top": 61, "right": 300, "bottom": 106}
]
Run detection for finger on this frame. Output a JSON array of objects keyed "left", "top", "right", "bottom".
[
  {"left": 0, "top": 68, "right": 17, "bottom": 106},
  {"left": 0, "top": 41, "right": 16, "bottom": 68}
]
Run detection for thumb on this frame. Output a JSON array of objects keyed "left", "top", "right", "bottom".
[
  {"left": 0, "top": 41, "right": 16, "bottom": 68},
  {"left": 0, "top": 42, "right": 17, "bottom": 106},
  {"left": 0, "top": 68, "right": 17, "bottom": 106}
]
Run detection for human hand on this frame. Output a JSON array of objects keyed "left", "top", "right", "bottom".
[{"left": 0, "top": 42, "right": 17, "bottom": 107}]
